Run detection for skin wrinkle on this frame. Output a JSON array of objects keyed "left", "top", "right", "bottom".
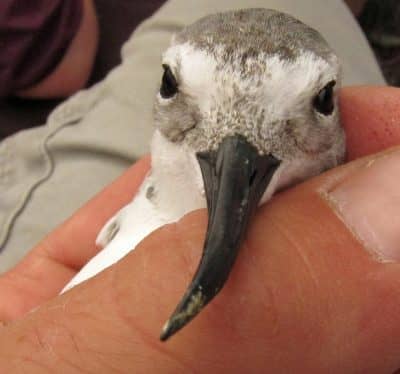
[
  {"left": 52, "top": 327, "right": 100, "bottom": 373},
  {"left": 38, "top": 238, "right": 61, "bottom": 266},
  {"left": 108, "top": 261, "right": 197, "bottom": 374},
  {"left": 236, "top": 238, "right": 280, "bottom": 339},
  {"left": 71, "top": 334, "right": 121, "bottom": 373},
  {"left": 20, "top": 297, "right": 106, "bottom": 373},
  {"left": 34, "top": 326, "right": 46, "bottom": 352},
  {"left": 66, "top": 327, "right": 80, "bottom": 355},
  {"left": 22, "top": 252, "right": 75, "bottom": 285},
  {"left": 258, "top": 216, "right": 316, "bottom": 337},
  {"left": 7, "top": 325, "right": 56, "bottom": 373},
  {"left": 37, "top": 322, "right": 83, "bottom": 372},
  {"left": 269, "top": 214, "right": 320, "bottom": 289},
  {"left": 45, "top": 299, "right": 69, "bottom": 318},
  {"left": 45, "top": 233, "right": 85, "bottom": 272},
  {"left": 62, "top": 305, "right": 129, "bottom": 373}
]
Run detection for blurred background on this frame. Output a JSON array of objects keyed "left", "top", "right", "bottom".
[{"left": 359, "top": 0, "right": 400, "bottom": 87}]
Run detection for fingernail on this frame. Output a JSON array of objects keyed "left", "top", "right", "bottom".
[{"left": 329, "top": 151, "right": 400, "bottom": 262}]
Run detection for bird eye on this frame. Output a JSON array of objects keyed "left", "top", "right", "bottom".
[
  {"left": 160, "top": 64, "right": 178, "bottom": 99},
  {"left": 313, "top": 80, "right": 336, "bottom": 115}
]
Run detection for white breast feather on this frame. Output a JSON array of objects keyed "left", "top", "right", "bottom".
[{"left": 62, "top": 131, "right": 206, "bottom": 292}]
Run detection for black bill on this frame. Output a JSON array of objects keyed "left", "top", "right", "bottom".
[{"left": 160, "top": 134, "right": 281, "bottom": 341}]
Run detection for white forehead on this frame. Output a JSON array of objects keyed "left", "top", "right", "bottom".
[{"left": 162, "top": 42, "right": 339, "bottom": 119}]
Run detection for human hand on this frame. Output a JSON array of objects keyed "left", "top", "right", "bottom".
[{"left": 1, "top": 86, "right": 400, "bottom": 372}]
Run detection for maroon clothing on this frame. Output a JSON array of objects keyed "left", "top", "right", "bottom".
[
  {"left": 0, "top": 0, "right": 83, "bottom": 97},
  {"left": 0, "top": 0, "right": 167, "bottom": 141}
]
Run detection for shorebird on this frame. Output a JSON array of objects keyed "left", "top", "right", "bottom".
[{"left": 62, "top": 8, "right": 345, "bottom": 341}]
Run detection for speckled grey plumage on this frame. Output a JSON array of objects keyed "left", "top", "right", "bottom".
[
  {"left": 154, "top": 8, "right": 343, "bottom": 170},
  {"left": 175, "top": 8, "right": 333, "bottom": 63}
]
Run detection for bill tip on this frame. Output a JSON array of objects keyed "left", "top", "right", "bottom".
[{"left": 160, "top": 319, "right": 174, "bottom": 341}]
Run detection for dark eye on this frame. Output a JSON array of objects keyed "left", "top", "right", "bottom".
[
  {"left": 160, "top": 64, "right": 178, "bottom": 98},
  {"left": 313, "top": 80, "right": 336, "bottom": 115}
]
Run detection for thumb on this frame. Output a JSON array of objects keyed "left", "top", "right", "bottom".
[{"left": 1, "top": 147, "right": 400, "bottom": 373}]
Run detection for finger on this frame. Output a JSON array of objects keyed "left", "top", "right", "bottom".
[
  {"left": 0, "top": 156, "right": 150, "bottom": 320},
  {"left": 1, "top": 147, "right": 400, "bottom": 372},
  {"left": 340, "top": 86, "right": 400, "bottom": 161},
  {"left": 103, "top": 147, "right": 400, "bottom": 373},
  {"left": 1, "top": 86, "right": 399, "bottom": 321}
]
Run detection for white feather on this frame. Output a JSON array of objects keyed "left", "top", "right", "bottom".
[{"left": 62, "top": 131, "right": 206, "bottom": 292}]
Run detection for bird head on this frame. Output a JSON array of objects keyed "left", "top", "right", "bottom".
[{"left": 153, "top": 8, "right": 345, "bottom": 341}]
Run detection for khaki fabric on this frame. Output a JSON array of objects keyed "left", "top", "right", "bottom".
[{"left": 0, "top": 0, "right": 385, "bottom": 272}]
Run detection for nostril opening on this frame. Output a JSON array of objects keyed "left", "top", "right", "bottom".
[{"left": 249, "top": 169, "right": 257, "bottom": 186}]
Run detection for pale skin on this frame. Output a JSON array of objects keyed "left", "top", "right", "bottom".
[
  {"left": 16, "top": 0, "right": 98, "bottom": 99},
  {"left": 0, "top": 86, "right": 399, "bottom": 372}
]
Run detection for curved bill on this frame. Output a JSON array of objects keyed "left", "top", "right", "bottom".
[{"left": 160, "top": 134, "right": 281, "bottom": 341}]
